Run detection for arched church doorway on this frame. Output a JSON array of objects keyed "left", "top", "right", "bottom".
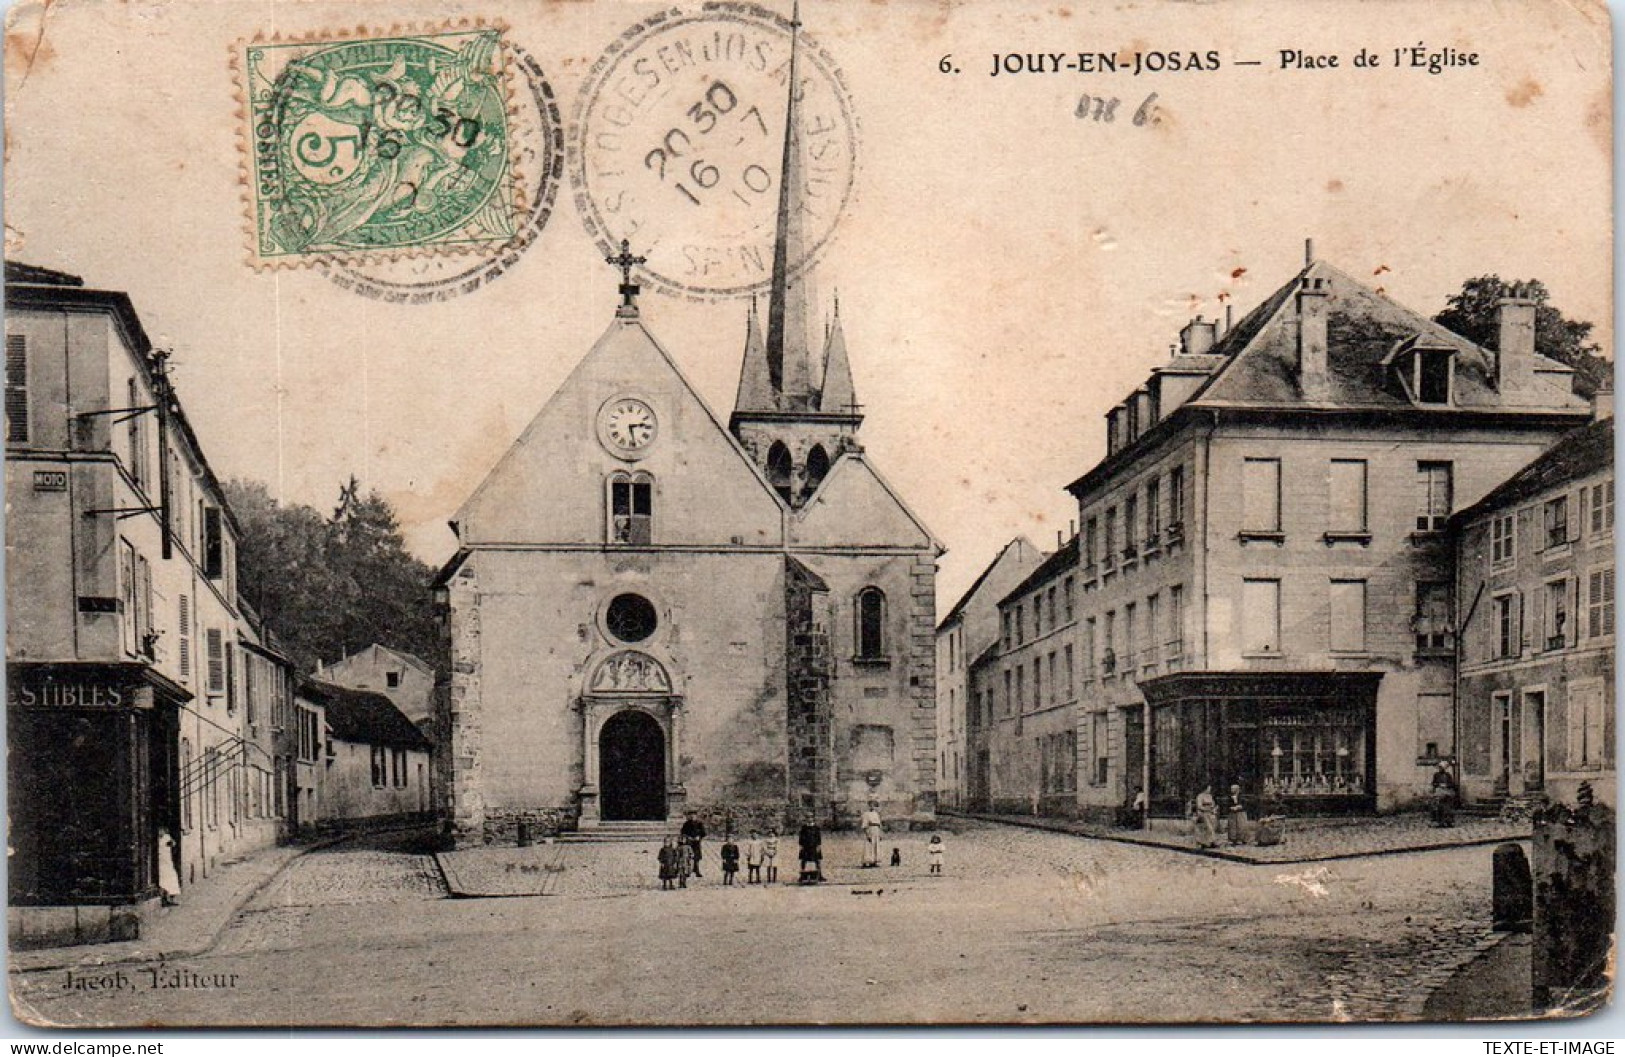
[{"left": 599, "top": 709, "right": 667, "bottom": 821}]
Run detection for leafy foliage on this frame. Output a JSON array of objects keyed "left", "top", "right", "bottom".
[
  {"left": 225, "top": 476, "right": 445, "bottom": 676},
  {"left": 1433, "top": 276, "right": 1612, "bottom": 397}
]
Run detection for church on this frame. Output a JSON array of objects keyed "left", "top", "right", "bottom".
[{"left": 434, "top": 16, "right": 940, "bottom": 844}]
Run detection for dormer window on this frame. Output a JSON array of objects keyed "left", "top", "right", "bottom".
[{"left": 1385, "top": 335, "right": 1457, "bottom": 406}]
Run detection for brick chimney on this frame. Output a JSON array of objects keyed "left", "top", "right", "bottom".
[
  {"left": 1296, "top": 276, "right": 1330, "bottom": 400},
  {"left": 1496, "top": 283, "right": 1537, "bottom": 400}
]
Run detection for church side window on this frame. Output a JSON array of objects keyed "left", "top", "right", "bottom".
[
  {"left": 608, "top": 472, "right": 654, "bottom": 545},
  {"left": 855, "top": 587, "right": 887, "bottom": 661}
]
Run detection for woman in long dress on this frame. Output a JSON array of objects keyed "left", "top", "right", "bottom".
[{"left": 1192, "top": 786, "right": 1219, "bottom": 848}]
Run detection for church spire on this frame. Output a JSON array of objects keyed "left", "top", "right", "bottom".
[
  {"left": 819, "top": 291, "right": 857, "bottom": 415},
  {"left": 764, "top": 0, "right": 817, "bottom": 410},
  {"left": 735, "top": 295, "right": 774, "bottom": 412}
]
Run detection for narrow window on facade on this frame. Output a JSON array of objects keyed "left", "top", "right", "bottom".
[
  {"left": 1544, "top": 494, "right": 1571, "bottom": 549},
  {"left": 1093, "top": 712, "right": 1108, "bottom": 785},
  {"left": 1064, "top": 643, "right": 1075, "bottom": 698},
  {"left": 180, "top": 739, "right": 194, "bottom": 832},
  {"left": 1103, "top": 508, "right": 1117, "bottom": 567},
  {"left": 1123, "top": 493, "right": 1140, "bottom": 557},
  {"left": 1103, "top": 611, "right": 1116, "bottom": 673},
  {"left": 127, "top": 378, "right": 148, "bottom": 487},
  {"left": 1329, "top": 580, "right": 1367, "bottom": 653},
  {"left": 1002, "top": 611, "right": 1012, "bottom": 650},
  {"left": 1033, "top": 595, "right": 1043, "bottom": 637},
  {"left": 1545, "top": 579, "right": 1570, "bottom": 650},
  {"left": 203, "top": 507, "right": 224, "bottom": 580},
  {"left": 120, "top": 540, "right": 138, "bottom": 656},
  {"left": 5, "top": 334, "right": 27, "bottom": 444},
  {"left": 1123, "top": 602, "right": 1137, "bottom": 669},
  {"left": 1587, "top": 568, "right": 1615, "bottom": 638},
  {"left": 224, "top": 641, "right": 236, "bottom": 714},
  {"left": 1567, "top": 682, "right": 1607, "bottom": 770},
  {"left": 1063, "top": 577, "right": 1074, "bottom": 622},
  {"left": 1168, "top": 585, "right": 1185, "bottom": 663},
  {"left": 1494, "top": 593, "right": 1518, "bottom": 659},
  {"left": 1084, "top": 518, "right": 1098, "bottom": 573},
  {"left": 1241, "top": 579, "right": 1282, "bottom": 654},
  {"left": 1329, "top": 459, "right": 1369, "bottom": 535},
  {"left": 1047, "top": 587, "right": 1058, "bottom": 630},
  {"left": 1169, "top": 465, "right": 1186, "bottom": 530},
  {"left": 1047, "top": 651, "right": 1058, "bottom": 704},
  {"left": 1242, "top": 458, "right": 1282, "bottom": 535},
  {"left": 1415, "top": 581, "right": 1453, "bottom": 651},
  {"left": 371, "top": 746, "right": 387, "bottom": 788},
  {"left": 1015, "top": 604, "right": 1025, "bottom": 645},
  {"left": 855, "top": 587, "right": 886, "bottom": 660},
  {"left": 1145, "top": 479, "right": 1161, "bottom": 545},
  {"left": 609, "top": 473, "right": 654, "bottom": 545},
  {"left": 1083, "top": 618, "right": 1096, "bottom": 680},
  {"left": 1416, "top": 462, "right": 1453, "bottom": 532},
  {"left": 1015, "top": 666, "right": 1025, "bottom": 713},
  {"left": 393, "top": 748, "right": 407, "bottom": 787},
  {"left": 1145, "top": 592, "right": 1160, "bottom": 671},
  {"left": 1590, "top": 478, "right": 1615, "bottom": 536},
  {"left": 1032, "top": 658, "right": 1042, "bottom": 712},
  {"left": 1491, "top": 514, "right": 1516, "bottom": 566}
]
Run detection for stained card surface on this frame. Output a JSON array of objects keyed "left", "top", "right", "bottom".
[{"left": 3, "top": 0, "right": 1614, "bottom": 1027}]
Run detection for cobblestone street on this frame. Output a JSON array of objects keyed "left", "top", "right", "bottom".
[{"left": 10, "top": 821, "right": 1511, "bottom": 1027}]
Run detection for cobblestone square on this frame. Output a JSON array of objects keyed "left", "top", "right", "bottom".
[{"left": 10, "top": 821, "right": 1515, "bottom": 1027}]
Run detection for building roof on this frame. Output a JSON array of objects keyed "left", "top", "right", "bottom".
[
  {"left": 938, "top": 536, "right": 1042, "bottom": 630},
  {"left": 998, "top": 534, "right": 1079, "bottom": 610},
  {"left": 326, "top": 643, "right": 435, "bottom": 678},
  {"left": 301, "top": 678, "right": 431, "bottom": 751},
  {"left": 1068, "top": 259, "right": 1591, "bottom": 497},
  {"left": 6, "top": 261, "right": 85, "bottom": 286},
  {"left": 1452, "top": 417, "right": 1614, "bottom": 526}
]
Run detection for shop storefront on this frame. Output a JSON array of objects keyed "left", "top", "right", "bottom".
[
  {"left": 7, "top": 663, "right": 186, "bottom": 910},
  {"left": 1139, "top": 671, "right": 1381, "bottom": 816}
]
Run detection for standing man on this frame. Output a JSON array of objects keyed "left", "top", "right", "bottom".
[
  {"left": 797, "top": 815, "right": 824, "bottom": 884},
  {"left": 1430, "top": 760, "right": 1457, "bottom": 828},
  {"left": 681, "top": 812, "right": 707, "bottom": 878},
  {"left": 860, "top": 800, "right": 884, "bottom": 868}
]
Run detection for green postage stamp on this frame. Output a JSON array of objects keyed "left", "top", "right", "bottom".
[{"left": 238, "top": 26, "right": 526, "bottom": 266}]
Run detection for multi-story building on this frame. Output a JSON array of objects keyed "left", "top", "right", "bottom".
[
  {"left": 6, "top": 262, "right": 290, "bottom": 945},
  {"left": 1453, "top": 413, "right": 1614, "bottom": 807},
  {"left": 990, "top": 537, "right": 1081, "bottom": 815},
  {"left": 293, "top": 680, "right": 328, "bottom": 832},
  {"left": 1063, "top": 257, "right": 1592, "bottom": 818},
  {"left": 963, "top": 642, "right": 1002, "bottom": 811},
  {"left": 934, "top": 537, "right": 1044, "bottom": 809},
  {"left": 317, "top": 643, "right": 436, "bottom": 735}
]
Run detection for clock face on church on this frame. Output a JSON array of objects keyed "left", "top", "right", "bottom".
[{"left": 598, "top": 397, "right": 658, "bottom": 459}]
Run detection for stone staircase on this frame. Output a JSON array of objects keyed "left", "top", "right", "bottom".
[{"left": 555, "top": 820, "right": 675, "bottom": 843}]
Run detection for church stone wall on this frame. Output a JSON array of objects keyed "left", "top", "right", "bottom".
[
  {"left": 799, "top": 550, "right": 937, "bottom": 827},
  {"left": 457, "top": 548, "right": 787, "bottom": 843}
]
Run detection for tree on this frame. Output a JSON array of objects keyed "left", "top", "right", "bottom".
[
  {"left": 1434, "top": 276, "right": 1611, "bottom": 397},
  {"left": 225, "top": 478, "right": 445, "bottom": 676}
]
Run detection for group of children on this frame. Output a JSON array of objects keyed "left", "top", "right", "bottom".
[{"left": 655, "top": 828, "right": 946, "bottom": 888}]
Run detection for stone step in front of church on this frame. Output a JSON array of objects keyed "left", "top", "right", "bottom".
[{"left": 556, "top": 821, "right": 675, "bottom": 843}]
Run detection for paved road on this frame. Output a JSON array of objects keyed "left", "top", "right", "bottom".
[{"left": 10, "top": 822, "right": 1503, "bottom": 1027}]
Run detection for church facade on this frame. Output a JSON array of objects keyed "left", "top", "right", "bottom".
[{"left": 434, "top": 21, "right": 938, "bottom": 845}]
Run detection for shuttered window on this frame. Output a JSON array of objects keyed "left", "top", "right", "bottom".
[
  {"left": 206, "top": 628, "right": 226, "bottom": 694},
  {"left": 1588, "top": 568, "right": 1615, "bottom": 639},
  {"left": 1330, "top": 580, "right": 1367, "bottom": 652},
  {"left": 178, "top": 594, "right": 192, "bottom": 677},
  {"left": 6, "top": 334, "right": 28, "bottom": 444},
  {"left": 1329, "top": 460, "right": 1368, "bottom": 533},
  {"left": 1416, "top": 462, "right": 1452, "bottom": 532},
  {"left": 1241, "top": 579, "right": 1281, "bottom": 654}
]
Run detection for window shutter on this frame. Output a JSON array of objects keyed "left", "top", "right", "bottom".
[
  {"left": 178, "top": 595, "right": 192, "bottom": 676},
  {"left": 206, "top": 628, "right": 226, "bottom": 693},
  {"left": 5, "top": 334, "right": 27, "bottom": 444}
]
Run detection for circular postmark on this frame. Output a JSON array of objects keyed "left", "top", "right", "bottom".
[
  {"left": 570, "top": 2, "right": 859, "bottom": 301},
  {"left": 318, "top": 41, "right": 563, "bottom": 303}
]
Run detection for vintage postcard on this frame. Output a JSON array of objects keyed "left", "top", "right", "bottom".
[{"left": 2, "top": 0, "right": 1614, "bottom": 1028}]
